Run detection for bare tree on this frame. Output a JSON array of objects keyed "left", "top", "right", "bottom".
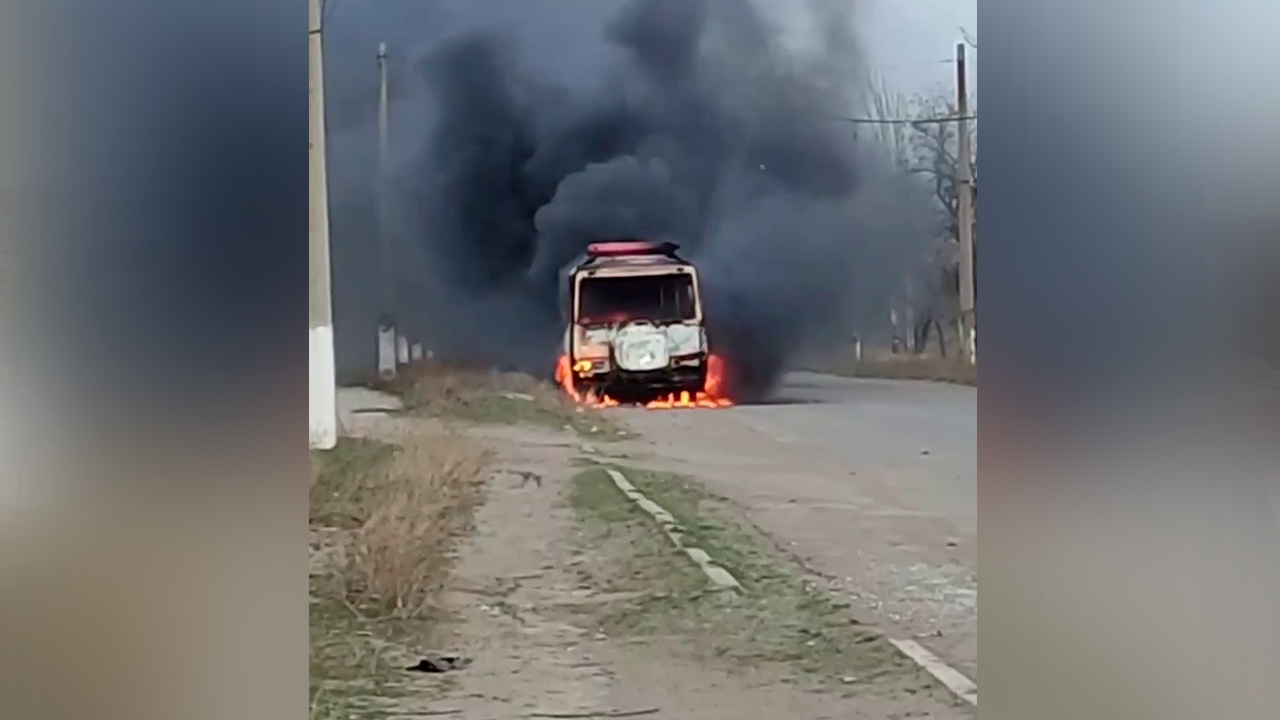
[
  {"left": 867, "top": 83, "right": 977, "bottom": 355},
  {"left": 906, "top": 93, "right": 977, "bottom": 354},
  {"left": 865, "top": 75, "right": 916, "bottom": 171},
  {"left": 906, "top": 94, "right": 976, "bottom": 246}
]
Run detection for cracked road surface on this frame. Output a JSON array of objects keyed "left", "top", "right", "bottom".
[{"left": 613, "top": 372, "right": 978, "bottom": 682}]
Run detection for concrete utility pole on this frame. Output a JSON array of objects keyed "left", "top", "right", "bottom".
[
  {"left": 375, "top": 41, "right": 399, "bottom": 379},
  {"left": 955, "top": 42, "right": 976, "bottom": 363},
  {"left": 309, "top": 0, "right": 338, "bottom": 449}
]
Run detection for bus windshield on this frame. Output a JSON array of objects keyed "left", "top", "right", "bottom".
[{"left": 577, "top": 274, "right": 697, "bottom": 325}]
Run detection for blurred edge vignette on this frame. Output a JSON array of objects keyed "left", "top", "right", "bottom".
[
  {"left": 308, "top": 1, "right": 978, "bottom": 719},
  {"left": 5, "top": 0, "right": 1280, "bottom": 719}
]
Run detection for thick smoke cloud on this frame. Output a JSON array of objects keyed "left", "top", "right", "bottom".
[{"left": 328, "top": 0, "right": 937, "bottom": 399}]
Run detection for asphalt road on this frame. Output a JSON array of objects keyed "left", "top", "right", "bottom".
[{"left": 613, "top": 372, "right": 979, "bottom": 681}]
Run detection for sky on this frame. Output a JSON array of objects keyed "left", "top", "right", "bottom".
[{"left": 858, "top": 0, "right": 977, "bottom": 101}]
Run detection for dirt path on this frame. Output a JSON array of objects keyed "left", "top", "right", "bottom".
[{"left": 336, "top": 388, "right": 971, "bottom": 720}]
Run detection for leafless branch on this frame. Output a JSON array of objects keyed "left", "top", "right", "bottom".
[{"left": 860, "top": 85, "right": 977, "bottom": 338}]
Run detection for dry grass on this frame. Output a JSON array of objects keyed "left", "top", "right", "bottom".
[
  {"left": 309, "top": 431, "right": 490, "bottom": 717},
  {"left": 833, "top": 349, "right": 977, "bottom": 386},
  {"left": 384, "top": 358, "right": 556, "bottom": 409},
  {"left": 373, "top": 358, "right": 630, "bottom": 439},
  {"left": 310, "top": 431, "right": 490, "bottom": 618},
  {"left": 342, "top": 433, "right": 489, "bottom": 617}
]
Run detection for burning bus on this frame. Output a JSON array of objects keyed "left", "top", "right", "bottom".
[{"left": 554, "top": 241, "right": 731, "bottom": 408}]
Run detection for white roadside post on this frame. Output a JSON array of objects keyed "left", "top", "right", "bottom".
[
  {"left": 396, "top": 334, "right": 410, "bottom": 365},
  {"left": 377, "top": 317, "right": 396, "bottom": 379},
  {"left": 410, "top": 343, "right": 423, "bottom": 361}
]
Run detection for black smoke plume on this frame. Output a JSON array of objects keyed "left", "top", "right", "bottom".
[{"left": 328, "top": 0, "right": 937, "bottom": 400}]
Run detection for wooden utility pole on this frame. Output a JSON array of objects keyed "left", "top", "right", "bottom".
[
  {"left": 375, "top": 41, "right": 399, "bottom": 378},
  {"left": 955, "top": 41, "right": 976, "bottom": 363},
  {"left": 309, "top": 0, "right": 338, "bottom": 448}
]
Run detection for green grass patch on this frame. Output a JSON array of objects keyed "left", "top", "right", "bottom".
[
  {"left": 378, "top": 361, "right": 633, "bottom": 440},
  {"left": 309, "top": 436, "right": 398, "bottom": 528},
  {"left": 568, "top": 464, "right": 931, "bottom": 692},
  {"left": 309, "top": 597, "right": 399, "bottom": 719},
  {"left": 309, "top": 435, "right": 464, "bottom": 718},
  {"left": 310, "top": 438, "right": 403, "bottom": 719},
  {"left": 438, "top": 392, "right": 626, "bottom": 440},
  {"left": 309, "top": 593, "right": 452, "bottom": 720}
]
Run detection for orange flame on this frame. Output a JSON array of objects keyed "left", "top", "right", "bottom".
[
  {"left": 704, "top": 353, "right": 728, "bottom": 397},
  {"left": 554, "top": 353, "right": 733, "bottom": 410},
  {"left": 554, "top": 354, "right": 582, "bottom": 402}
]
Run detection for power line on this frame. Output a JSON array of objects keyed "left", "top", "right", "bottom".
[
  {"left": 870, "top": 58, "right": 957, "bottom": 70},
  {"left": 834, "top": 114, "right": 976, "bottom": 126},
  {"left": 867, "top": 53, "right": 977, "bottom": 72}
]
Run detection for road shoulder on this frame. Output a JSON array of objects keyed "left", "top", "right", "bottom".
[
  {"left": 570, "top": 460, "right": 971, "bottom": 712},
  {"left": 317, "top": 386, "right": 974, "bottom": 719}
]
